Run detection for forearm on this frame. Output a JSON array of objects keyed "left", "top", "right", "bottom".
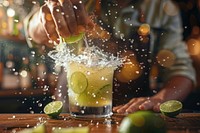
[
  {"left": 153, "top": 76, "right": 194, "bottom": 102},
  {"left": 28, "top": 11, "right": 50, "bottom": 45}
]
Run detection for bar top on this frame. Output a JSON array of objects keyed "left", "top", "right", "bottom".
[{"left": 0, "top": 113, "right": 200, "bottom": 133}]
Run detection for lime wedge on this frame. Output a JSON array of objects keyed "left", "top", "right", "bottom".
[
  {"left": 62, "top": 33, "right": 84, "bottom": 44},
  {"left": 52, "top": 127, "right": 89, "bottom": 133},
  {"left": 44, "top": 101, "right": 63, "bottom": 118},
  {"left": 70, "top": 72, "right": 88, "bottom": 94},
  {"left": 160, "top": 100, "right": 182, "bottom": 117}
]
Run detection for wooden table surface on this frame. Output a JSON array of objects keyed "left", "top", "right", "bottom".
[{"left": 0, "top": 113, "right": 200, "bottom": 133}]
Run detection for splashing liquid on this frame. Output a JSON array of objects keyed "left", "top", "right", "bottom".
[{"left": 49, "top": 36, "right": 123, "bottom": 118}]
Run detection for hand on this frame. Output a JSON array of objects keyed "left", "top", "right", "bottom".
[
  {"left": 39, "top": 0, "right": 93, "bottom": 43},
  {"left": 113, "top": 97, "right": 164, "bottom": 114}
]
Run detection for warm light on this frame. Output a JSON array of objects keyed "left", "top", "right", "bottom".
[
  {"left": 2, "top": 22, "right": 7, "bottom": 29},
  {"left": 156, "top": 49, "right": 176, "bottom": 68},
  {"left": 116, "top": 51, "right": 143, "bottom": 83},
  {"left": 20, "top": 70, "right": 28, "bottom": 77},
  {"left": 187, "top": 38, "right": 200, "bottom": 55},
  {"left": 46, "top": 13, "right": 53, "bottom": 21},
  {"left": 7, "top": 8, "right": 15, "bottom": 17},
  {"left": 138, "top": 24, "right": 150, "bottom": 36}
]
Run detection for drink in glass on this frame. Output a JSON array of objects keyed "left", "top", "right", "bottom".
[{"left": 67, "top": 61, "right": 115, "bottom": 118}]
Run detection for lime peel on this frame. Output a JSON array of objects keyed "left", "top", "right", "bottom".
[{"left": 160, "top": 100, "right": 182, "bottom": 117}]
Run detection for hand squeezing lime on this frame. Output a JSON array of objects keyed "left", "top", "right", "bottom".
[
  {"left": 160, "top": 100, "right": 182, "bottom": 117},
  {"left": 44, "top": 101, "right": 63, "bottom": 118}
]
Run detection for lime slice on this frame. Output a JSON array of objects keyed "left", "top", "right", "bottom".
[
  {"left": 62, "top": 32, "right": 84, "bottom": 44},
  {"left": 95, "top": 84, "right": 111, "bottom": 95},
  {"left": 119, "top": 111, "right": 166, "bottom": 133},
  {"left": 70, "top": 72, "right": 88, "bottom": 94},
  {"left": 160, "top": 100, "right": 182, "bottom": 117},
  {"left": 44, "top": 101, "right": 63, "bottom": 118},
  {"left": 52, "top": 127, "right": 89, "bottom": 133}
]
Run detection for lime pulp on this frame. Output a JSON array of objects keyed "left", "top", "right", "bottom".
[
  {"left": 44, "top": 101, "right": 63, "bottom": 118},
  {"left": 160, "top": 100, "right": 182, "bottom": 117}
]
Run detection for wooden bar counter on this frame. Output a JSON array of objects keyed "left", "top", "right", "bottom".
[{"left": 0, "top": 113, "right": 200, "bottom": 133}]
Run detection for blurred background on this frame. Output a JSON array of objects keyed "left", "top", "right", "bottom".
[{"left": 0, "top": 0, "right": 199, "bottom": 113}]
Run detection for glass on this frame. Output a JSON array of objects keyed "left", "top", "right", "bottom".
[{"left": 67, "top": 61, "right": 115, "bottom": 118}]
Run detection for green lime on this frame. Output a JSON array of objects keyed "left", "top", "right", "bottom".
[
  {"left": 32, "top": 124, "right": 45, "bottom": 133},
  {"left": 62, "top": 32, "right": 84, "bottom": 44},
  {"left": 44, "top": 101, "right": 63, "bottom": 118},
  {"left": 119, "top": 111, "right": 166, "bottom": 133},
  {"left": 160, "top": 100, "right": 182, "bottom": 117},
  {"left": 17, "top": 129, "right": 33, "bottom": 133},
  {"left": 52, "top": 127, "right": 89, "bottom": 133},
  {"left": 95, "top": 84, "right": 111, "bottom": 95},
  {"left": 70, "top": 72, "right": 88, "bottom": 94}
]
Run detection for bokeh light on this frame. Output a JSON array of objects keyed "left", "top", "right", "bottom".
[
  {"left": 156, "top": 49, "right": 176, "bottom": 68},
  {"left": 187, "top": 38, "right": 200, "bottom": 55},
  {"left": 116, "top": 51, "right": 142, "bottom": 83},
  {"left": 138, "top": 24, "right": 150, "bottom": 36}
]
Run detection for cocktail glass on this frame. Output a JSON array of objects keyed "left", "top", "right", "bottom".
[{"left": 67, "top": 61, "right": 115, "bottom": 118}]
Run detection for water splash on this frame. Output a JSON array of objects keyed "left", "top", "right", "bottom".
[{"left": 48, "top": 43, "right": 123, "bottom": 71}]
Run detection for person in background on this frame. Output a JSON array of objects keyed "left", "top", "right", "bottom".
[{"left": 25, "top": 0, "right": 196, "bottom": 113}]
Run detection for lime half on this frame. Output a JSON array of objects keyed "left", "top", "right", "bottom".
[
  {"left": 160, "top": 100, "right": 182, "bottom": 117},
  {"left": 44, "top": 101, "right": 63, "bottom": 118},
  {"left": 52, "top": 127, "right": 89, "bottom": 133},
  {"left": 70, "top": 72, "right": 88, "bottom": 94},
  {"left": 62, "top": 32, "right": 84, "bottom": 44}
]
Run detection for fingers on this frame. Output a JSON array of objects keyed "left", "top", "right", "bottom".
[
  {"left": 40, "top": 4, "right": 59, "bottom": 43},
  {"left": 58, "top": 0, "right": 78, "bottom": 34},
  {"left": 113, "top": 97, "right": 163, "bottom": 114},
  {"left": 49, "top": 4, "right": 71, "bottom": 37}
]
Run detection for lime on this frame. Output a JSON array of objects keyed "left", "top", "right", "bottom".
[
  {"left": 44, "top": 101, "right": 63, "bottom": 118},
  {"left": 62, "top": 32, "right": 84, "bottom": 44},
  {"left": 95, "top": 84, "right": 111, "bottom": 95},
  {"left": 70, "top": 72, "right": 88, "bottom": 94},
  {"left": 32, "top": 124, "right": 45, "bottom": 133},
  {"left": 17, "top": 124, "right": 45, "bottom": 133},
  {"left": 17, "top": 129, "right": 33, "bottom": 133},
  {"left": 160, "top": 100, "right": 182, "bottom": 117},
  {"left": 52, "top": 127, "right": 89, "bottom": 133},
  {"left": 119, "top": 111, "right": 166, "bottom": 133}
]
